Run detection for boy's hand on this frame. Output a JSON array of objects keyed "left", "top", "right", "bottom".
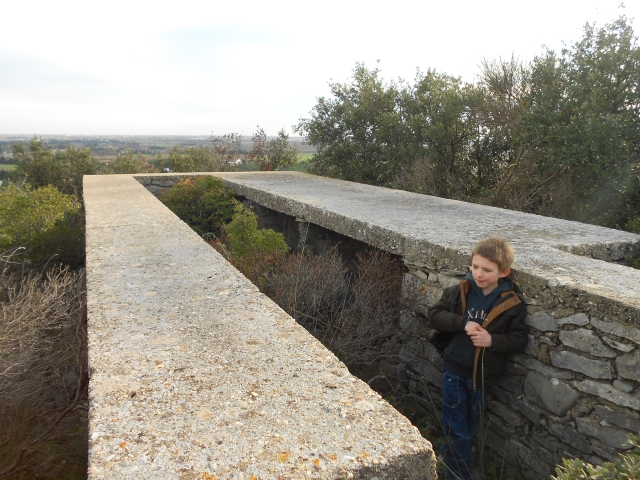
[{"left": 465, "top": 322, "right": 493, "bottom": 348}]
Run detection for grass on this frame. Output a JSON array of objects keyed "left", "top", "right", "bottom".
[
  {"left": 297, "top": 152, "right": 315, "bottom": 161},
  {"left": 279, "top": 160, "right": 310, "bottom": 173},
  {"left": 236, "top": 163, "right": 259, "bottom": 172},
  {"left": 0, "top": 164, "right": 17, "bottom": 171}
]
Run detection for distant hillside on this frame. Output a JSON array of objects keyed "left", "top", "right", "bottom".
[{"left": 0, "top": 134, "right": 316, "bottom": 161}]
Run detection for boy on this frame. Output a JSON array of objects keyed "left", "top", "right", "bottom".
[{"left": 428, "top": 238, "right": 528, "bottom": 480}]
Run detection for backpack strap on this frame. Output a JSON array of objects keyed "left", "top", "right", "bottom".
[
  {"left": 459, "top": 279, "right": 470, "bottom": 315},
  {"left": 472, "top": 291, "right": 522, "bottom": 388}
]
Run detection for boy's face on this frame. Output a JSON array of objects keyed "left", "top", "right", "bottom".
[{"left": 471, "top": 254, "right": 510, "bottom": 294}]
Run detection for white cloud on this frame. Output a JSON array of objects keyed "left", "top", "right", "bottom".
[{"left": 0, "top": 0, "right": 638, "bottom": 135}]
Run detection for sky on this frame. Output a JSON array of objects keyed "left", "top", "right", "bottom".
[{"left": 1, "top": 0, "right": 638, "bottom": 137}]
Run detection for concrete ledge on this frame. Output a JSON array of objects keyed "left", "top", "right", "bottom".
[
  {"left": 135, "top": 172, "right": 640, "bottom": 310},
  {"left": 84, "top": 175, "right": 436, "bottom": 479},
  {"left": 129, "top": 171, "right": 640, "bottom": 477}
]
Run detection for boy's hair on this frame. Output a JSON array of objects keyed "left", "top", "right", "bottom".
[{"left": 472, "top": 237, "right": 514, "bottom": 272}]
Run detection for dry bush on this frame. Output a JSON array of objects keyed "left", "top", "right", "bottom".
[
  {"left": 209, "top": 236, "right": 285, "bottom": 290},
  {"left": 390, "top": 158, "right": 443, "bottom": 198},
  {"left": 265, "top": 249, "right": 404, "bottom": 365},
  {"left": 267, "top": 249, "right": 350, "bottom": 329},
  {"left": 484, "top": 158, "right": 576, "bottom": 219},
  {"left": 0, "top": 253, "right": 88, "bottom": 479}
]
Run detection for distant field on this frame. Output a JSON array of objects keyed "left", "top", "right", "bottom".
[
  {"left": 297, "top": 152, "right": 314, "bottom": 161},
  {"left": 0, "top": 164, "right": 16, "bottom": 171}
]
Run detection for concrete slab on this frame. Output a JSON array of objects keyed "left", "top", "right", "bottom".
[
  {"left": 196, "top": 172, "right": 640, "bottom": 310},
  {"left": 84, "top": 175, "right": 436, "bottom": 479}
]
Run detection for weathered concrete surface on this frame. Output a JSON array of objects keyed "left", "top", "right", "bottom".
[
  {"left": 84, "top": 175, "right": 436, "bottom": 479},
  {"left": 122, "top": 171, "right": 640, "bottom": 478},
  {"left": 143, "top": 171, "right": 640, "bottom": 308}
]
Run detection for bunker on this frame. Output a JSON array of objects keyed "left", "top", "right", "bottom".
[{"left": 86, "top": 172, "right": 640, "bottom": 479}]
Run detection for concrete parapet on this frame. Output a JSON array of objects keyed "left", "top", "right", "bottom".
[
  {"left": 132, "top": 172, "right": 640, "bottom": 479},
  {"left": 84, "top": 175, "right": 436, "bottom": 479}
]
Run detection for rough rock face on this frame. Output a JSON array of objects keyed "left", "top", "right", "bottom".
[{"left": 135, "top": 172, "right": 640, "bottom": 480}]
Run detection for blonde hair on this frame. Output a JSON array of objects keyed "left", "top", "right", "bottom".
[{"left": 472, "top": 237, "right": 514, "bottom": 272}]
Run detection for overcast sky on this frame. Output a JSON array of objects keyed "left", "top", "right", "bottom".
[{"left": 1, "top": 0, "right": 638, "bottom": 136}]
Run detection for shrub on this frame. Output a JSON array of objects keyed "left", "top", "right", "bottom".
[
  {"left": 13, "top": 139, "right": 98, "bottom": 196},
  {"left": 224, "top": 205, "right": 290, "bottom": 258},
  {"left": 265, "top": 249, "right": 403, "bottom": 364},
  {"left": 160, "top": 176, "right": 238, "bottom": 236},
  {"left": 166, "top": 145, "right": 236, "bottom": 173},
  {"left": 267, "top": 249, "right": 350, "bottom": 327},
  {"left": 211, "top": 205, "right": 289, "bottom": 287},
  {"left": 0, "top": 184, "right": 84, "bottom": 268},
  {"left": 167, "top": 145, "right": 195, "bottom": 172},
  {"left": 552, "top": 433, "right": 640, "bottom": 480},
  {"left": 0, "top": 260, "right": 87, "bottom": 478},
  {"left": 109, "top": 150, "right": 158, "bottom": 174}
]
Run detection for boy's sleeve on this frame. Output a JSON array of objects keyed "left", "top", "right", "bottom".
[
  {"left": 489, "top": 303, "right": 528, "bottom": 354},
  {"left": 427, "top": 286, "right": 466, "bottom": 333}
]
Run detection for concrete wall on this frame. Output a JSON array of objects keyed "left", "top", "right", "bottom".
[
  {"left": 85, "top": 174, "right": 436, "bottom": 479},
  {"left": 136, "top": 172, "right": 640, "bottom": 479}
]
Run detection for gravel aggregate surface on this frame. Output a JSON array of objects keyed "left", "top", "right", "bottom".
[{"left": 84, "top": 175, "right": 436, "bottom": 480}]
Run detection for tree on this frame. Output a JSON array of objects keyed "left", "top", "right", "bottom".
[
  {"left": 519, "top": 16, "right": 640, "bottom": 225},
  {"left": 166, "top": 138, "right": 242, "bottom": 173},
  {"left": 14, "top": 138, "right": 98, "bottom": 196},
  {"left": 266, "top": 129, "right": 298, "bottom": 171},
  {"left": 167, "top": 145, "right": 195, "bottom": 172},
  {"left": 110, "top": 150, "right": 158, "bottom": 174},
  {"left": 211, "top": 132, "right": 242, "bottom": 169},
  {"left": 296, "top": 64, "right": 411, "bottom": 185},
  {"left": 248, "top": 127, "right": 298, "bottom": 171},
  {"left": 402, "top": 70, "right": 483, "bottom": 200},
  {"left": 298, "top": 18, "right": 640, "bottom": 233}
]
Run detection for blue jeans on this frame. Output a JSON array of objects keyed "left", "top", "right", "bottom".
[{"left": 440, "top": 370, "right": 486, "bottom": 480}]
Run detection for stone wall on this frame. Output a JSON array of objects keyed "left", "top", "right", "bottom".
[
  {"left": 135, "top": 172, "right": 640, "bottom": 479},
  {"left": 400, "top": 265, "right": 639, "bottom": 479}
]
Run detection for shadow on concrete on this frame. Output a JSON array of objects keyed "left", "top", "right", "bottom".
[{"left": 352, "top": 451, "right": 438, "bottom": 479}]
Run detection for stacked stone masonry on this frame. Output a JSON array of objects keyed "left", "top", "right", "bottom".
[{"left": 135, "top": 172, "right": 640, "bottom": 480}]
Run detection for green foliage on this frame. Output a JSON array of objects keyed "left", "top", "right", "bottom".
[
  {"left": 520, "top": 16, "right": 640, "bottom": 226},
  {"left": 167, "top": 145, "right": 195, "bottom": 172},
  {"left": 268, "top": 129, "right": 299, "bottom": 171},
  {"left": 296, "top": 64, "right": 413, "bottom": 185},
  {"left": 159, "top": 176, "right": 238, "bottom": 236},
  {"left": 110, "top": 150, "right": 158, "bottom": 174},
  {"left": 166, "top": 138, "right": 241, "bottom": 173},
  {"left": 14, "top": 138, "right": 98, "bottom": 196},
  {"left": 248, "top": 127, "right": 298, "bottom": 171},
  {"left": 209, "top": 204, "right": 289, "bottom": 288},
  {"left": 279, "top": 159, "right": 310, "bottom": 173},
  {"left": 224, "top": 204, "right": 289, "bottom": 259},
  {"left": 0, "top": 184, "right": 84, "bottom": 268},
  {"left": 406, "top": 70, "right": 485, "bottom": 199},
  {"left": 626, "top": 218, "right": 640, "bottom": 234},
  {"left": 553, "top": 433, "right": 640, "bottom": 480},
  {"left": 297, "top": 17, "right": 640, "bottom": 231}
]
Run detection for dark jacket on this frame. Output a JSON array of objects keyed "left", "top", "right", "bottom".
[{"left": 427, "top": 279, "right": 528, "bottom": 388}]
